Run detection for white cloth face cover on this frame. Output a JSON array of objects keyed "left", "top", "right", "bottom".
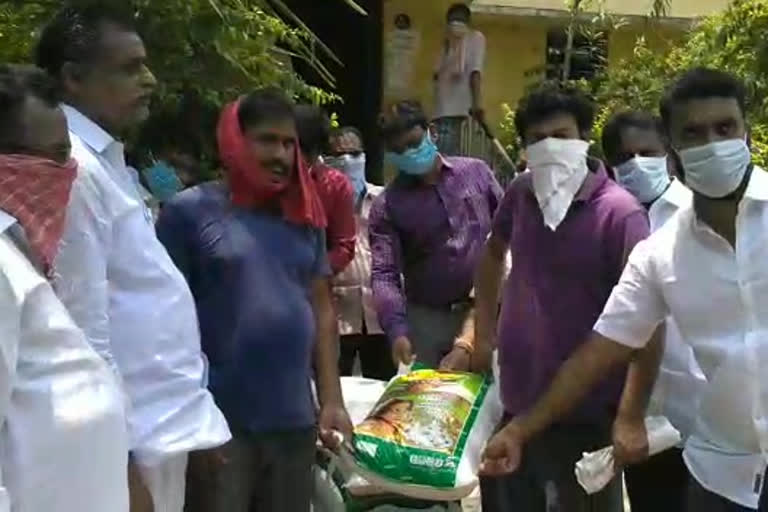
[
  {"left": 678, "top": 139, "right": 751, "bottom": 198},
  {"left": 527, "top": 137, "right": 590, "bottom": 230},
  {"left": 615, "top": 156, "right": 671, "bottom": 204}
]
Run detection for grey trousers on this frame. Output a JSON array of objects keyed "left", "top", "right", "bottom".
[
  {"left": 687, "top": 476, "right": 767, "bottom": 512},
  {"left": 480, "top": 421, "right": 624, "bottom": 512},
  {"left": 406, "top": 302, "right": 470, "bottom": 369},
  {"left": 187, "top": 428, "right": 316, "bottom": 512}
]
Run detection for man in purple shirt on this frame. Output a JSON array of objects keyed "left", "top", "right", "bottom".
[
  {"left": 369, "top": 100, "right": 502, "bottom": 370},
  {"left": 472, "top": 85, "right": 650, "bottom": 511}
]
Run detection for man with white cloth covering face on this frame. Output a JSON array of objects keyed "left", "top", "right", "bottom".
[
  {"left": 480, "top": 68, "right": 768, "bottom": 512},
  {"left": 35, "top": 6, "right": 231, "bottom": 511},
  {"left": 473, "top": 84, "right": 650, "bottom": 512},
  {"left": 602, "top": 109, "right": 706, "bottom": 512},
  {"left": 0, "top": 64, "right": 129, "bottom": 512}
]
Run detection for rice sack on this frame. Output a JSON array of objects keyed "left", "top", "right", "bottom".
[{"left": 347, "top": 370, "right": 502, "bottom": 502}]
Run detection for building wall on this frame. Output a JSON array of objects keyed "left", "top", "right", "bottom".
[
  {"left": 472, "top": 0, "right": 729, "bottom": 18},
  {"left": 381, "top": 0, "right": 719, "bottom": 130}
]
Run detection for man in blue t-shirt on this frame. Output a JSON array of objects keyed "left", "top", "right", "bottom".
[{"left": 156, "top": 89, "right": 352, "bottom": 512}]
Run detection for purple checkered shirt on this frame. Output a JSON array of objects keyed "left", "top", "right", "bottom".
[{"left": 369, "top": 156, "right": 503, "bottom": 341}]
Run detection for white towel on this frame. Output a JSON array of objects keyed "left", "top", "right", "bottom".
[{"left": 575, "top": 416, "right": 681, "bottom": 494}]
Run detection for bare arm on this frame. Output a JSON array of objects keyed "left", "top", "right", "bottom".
[
  {"left": 470, "top": 71, "right": 483, "bottom": 112},
  {"left": 617, "top": 325, "right": 665, "bottom": 421},
  {"left": 512, "top": 333, "right": 637, "bottom": 442},
  {"left": 311, "top": 277, "right": 343, "bottom": 409},
  {"left": 472, "top": 234, "right": 507, "bottom": 369}
]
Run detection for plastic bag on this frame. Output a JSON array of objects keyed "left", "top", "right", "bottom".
[{"left": 345, "top": 370, "right": 502, "bottom": 502}]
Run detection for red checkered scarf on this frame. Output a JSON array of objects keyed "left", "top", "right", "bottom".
[{"left": 0, "top": 154, "right": 77, "bottom": 277}]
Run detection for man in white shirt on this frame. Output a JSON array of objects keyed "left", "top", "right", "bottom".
[
  {"left": 35, "top": 6, "right": 230, "bottom": 511},
  {"left": 432, "top": 3, "right": 486, "bottom": 155},
  {"left": 326, "top": 126, "right": 396, "bottom": 380},
  {"left": 479, "top": 68, "right": 768, "bottom": 511},
  {"left": 0, "top": 64, "right": 129, "bottom": 512},
  {"left": 602, "top": 110, "right": 706, "bottom": 511}
]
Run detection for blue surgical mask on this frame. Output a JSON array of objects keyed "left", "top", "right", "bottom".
[
  {"left": 143, "top": 160, "right": 183, "bottom": 201},
  {"left": 615, "top": 155, "right": 671, "bottom": 204},
  {"left": 326, "top": 153, "right": 367, "bottom": 201},
  {"left": 385, "top": 134, "right": 438, "bottom": 176}
]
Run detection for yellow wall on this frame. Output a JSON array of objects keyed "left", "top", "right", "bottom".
[
  {"left": 381, "top": 0, "right": 700, "bottom": 130},
  {"left": 471, "top": 0, "right": 729, "bottom": 18}
]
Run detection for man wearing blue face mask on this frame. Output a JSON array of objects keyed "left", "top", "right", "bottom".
[
  {"left": 369, "top": 100, "right": 503, "bottom": 372},
  {"left": 602, "top": 110, "right": 706, "bottom": 512},
  {"left": 479, "top": 68, "right": 768, "bottom": 511},
  {"left": 326, "top": 127, "right": 396, "bottom": 380}
]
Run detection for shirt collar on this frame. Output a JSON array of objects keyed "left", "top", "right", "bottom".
[
  {"left": 61, "top": 104, "right": 116, "bottom": 155},
  {"left": 658, "top": 178, "right": 691, "bottom": 209},
  {"left": 0, "top": 210, "right": 16, "bottom": 235},
  {"left": 743, "top": 166, "right": 768, "bottom": 202},
  {"left": 394, "top": 154, "right": 453, "bottom": 188},
  {"left": 573, "top": 158, "right": 609, "bottom": 203}
]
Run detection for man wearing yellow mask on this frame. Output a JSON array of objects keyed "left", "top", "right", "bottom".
[{"left": 432, "top": 3, "right": 486, "bottom": 156}]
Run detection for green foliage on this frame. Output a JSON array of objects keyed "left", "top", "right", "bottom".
[
  {"left": 498, "top": 0, "right": 768, "bottom": 168},
  {"left": 594, "top": 0, "right": 768, "bottom": 166},
  {"left": 0, "top": 0, "right": 348, "bottom": 167}
]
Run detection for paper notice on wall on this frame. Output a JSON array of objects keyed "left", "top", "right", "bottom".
[{"left": 384, "top": 28, "right": 420, "bottom": 96}]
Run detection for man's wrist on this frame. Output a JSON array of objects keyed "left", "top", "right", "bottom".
[{"left": 453, "top": 339, "right": 474, "bottom": 355}]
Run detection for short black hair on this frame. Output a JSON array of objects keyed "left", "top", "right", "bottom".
[
  {"left": 660, "top": 68, "right": 747, "bottom": 129},
  {"left": 447, "top": 3, "right": 471, "bottom": 22},
  {"left": 237, "top": 88, "right": 295, "bottom": 133},
  {"left": 36, "top": 4, "right": 137, "bottom": 78},
  {"left": 0, "top": 64, "right": 60, "bottom": 149},
  {"left": 330, "top": 126, "right": 365, "bottom": 149},
  {"left": 514, "top": 83, "right": 595, "bottom": 139},
  {"left": 294, "top": 104, "right": 331, "bottom": 157},
  {"left": 379, "top": 100, "right": 428, "bottom": 142},
  {"left": 601, "top": 110, "right": 665, "bottom": 162}
]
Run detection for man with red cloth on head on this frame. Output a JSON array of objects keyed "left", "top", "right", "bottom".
[{"left": 156, "top": 88, "right": 353, "bottom": 512}]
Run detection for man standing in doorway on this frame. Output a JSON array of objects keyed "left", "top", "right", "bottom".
[
  {"left": 602, "top": 110, "right": 705, "bottom": 512},
  {"left": 370, "top": 100, "right": 502, "bottom": 371},
  {"left": 157, "top": 89, "right": 352, "bottom": 512},
  {"left": 36, "top": 6, "right": 231, "bottom": 511},
  {"left": 432, "top": 3, "right": 486, "bottom": 156},
  {"left": 473, "top": 85, "right": 650, "bottom": 511},
  {"left": 480, "top": 69, "right": 768, "bottom": 512},
  {"left": 296, "top": 104, "right": 356, "bottom": 274},
  {"left": 327, "top": 126, "right": 396, "bottom": 380}
]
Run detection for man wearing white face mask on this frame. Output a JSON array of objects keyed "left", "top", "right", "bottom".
[
  {"left": 326, "top": 126, "right": 396, "bottom": 380},
  {"left": 473, "top": 85, "right": 650, "bottom": 511},
  {"left": 602, "top": 110, "right": 706, "bottom": 512},
  {"left": 479, "top": 68, "right": 768, "bottom": 511},
  {"left": 432, "top": 3, "right": 486, "bottom": 155}
]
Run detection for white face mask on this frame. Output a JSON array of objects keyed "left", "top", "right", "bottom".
[
  {"left": 527, "top": 138, "right": 590, "bottom": 231},
  {"left": 615, "top": 156, "right": 671, "bottom": 204},
  {"left": 447, "top": 21, "right": 469, "bottom": 38},
  {"left": 678, "top": 139, "right": 751, "bottom": 198}
]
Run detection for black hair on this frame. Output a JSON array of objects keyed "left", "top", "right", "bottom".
[
  {"left": 379, "top": 100, "right": 428, "bottom": 142},
  {"left": 514, "top": 83, "right": 595, "bottom": 139},
  {"left": 601, "top": 110, "right": 665, "bottom": 162},
  {"left": 36, "top": 4, "right": 137, "bottom": 79},
  {"left": 237, "top": 88, "right": 295, "bottom": 133},
  {"left": 660, "top": 68, "right": 747, "bottom": 130},
  {"left": 0, "top": 64, "right": 60, "bottom": 149},
  {"left": 294, "top": 104, "right": 331, "bottom": 157},
  {"left": 334, "top": 126, "right": 364, "bottom": 143},
  {"left": 447, "top": 3, "right": 471, "bottom": 22}
]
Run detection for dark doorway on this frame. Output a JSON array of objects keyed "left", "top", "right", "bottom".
[{"left": 282, "top": 0, "right": 385, "bottom": 183}]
